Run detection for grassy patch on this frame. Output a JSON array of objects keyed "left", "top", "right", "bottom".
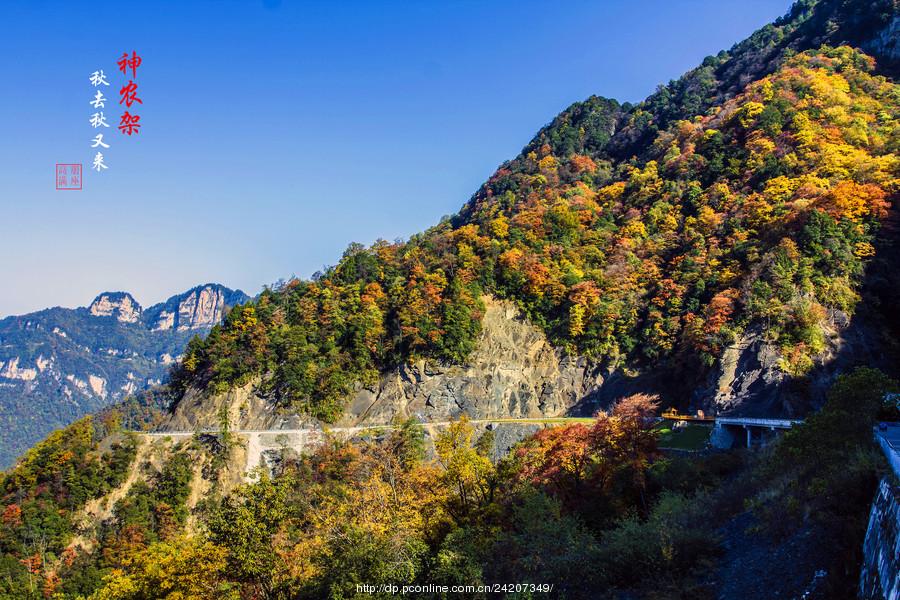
[{"left": 656, "top": 420, "right": 712, "bottom": 451}]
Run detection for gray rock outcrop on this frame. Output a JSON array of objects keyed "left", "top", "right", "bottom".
[
  {"left": 164, "top": 297, "right": 622, "bottom": 431},
  {"left": 344, "top": 296, "right": 606, "bottom": 425}
]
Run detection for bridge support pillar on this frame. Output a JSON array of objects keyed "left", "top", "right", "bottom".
[{"left": 710, "top": 423, "right": 736, "bottom": 449}]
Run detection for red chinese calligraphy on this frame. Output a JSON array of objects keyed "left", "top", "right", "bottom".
[
  {"left": 116, "top": 51, "right": 144, "bottom": 140},
  {"left": 118, "top": 51, "right": 142, "bottom": 78},
  {"left": 119, "top": 81, "right": 143, "bottom": 108},
  {"left": 118, "top": 112, "right": 141, "bottom": 135}
]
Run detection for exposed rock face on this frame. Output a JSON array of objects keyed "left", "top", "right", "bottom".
[
  {"left": 697, "top": 305, "right": 897, "bottom": 418},
  {"left": 89, "top": 292, "right": 142, "bottom": 323},
  {"left": 864, "top": 13, "right": 900, "bottom": 69},
  {"left": 177, "top": 286, "right": 226, "bottom": 330},
  {"left": 166, "top": 380, "right": 281, "bottom": 432},
  {"left": 145, "top": 284, "right": 245, "bottom": 332},
  {"left": 88, "top": 374, "right": 107, "bottom": 399},
  {"left": 161, "top": 260, "right": 900, "bottom": 442},
  {"left": 701, "top": 330, "right": 791, "bottom": 418},
  {"left": 0, "top": 357, "right": 38, "bottom": 381},
  {"left": 0, "top": 283, "right": 249, "bottom": 468},
  {"left": 88, "top": 285, "right": 239, "bottom": 331},
  {"left": 165, "top": 297, "right": 633, "bottom": 432},
  {"left": 165, "top": 286, "right": 900, "bottom": 437},
  {"left": 344, "top": 297, "right": 606, "bottom": 425},
  {"left": 153, "top": 311, "right": 175, "bottom": 331}
]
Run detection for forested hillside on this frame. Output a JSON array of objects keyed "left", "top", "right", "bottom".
[
  {"left": 1, "top": 368, "right": 896, "bottom": 598},
  {"left": 174, "top": 45, "right": 899, "bottom": 420}
]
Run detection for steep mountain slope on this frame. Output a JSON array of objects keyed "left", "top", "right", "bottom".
[
  {"left": 167, "top": 42, "right": 899, "bottom": 428},
  {"left": 0, "top": 284, "right": 248, "bottom": 467},
  {"left": 603, "top": 0, "right": 900, "bottom": 161}
]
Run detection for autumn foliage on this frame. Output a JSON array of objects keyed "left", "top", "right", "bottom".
[
  {"left": 172, "top": 46, "right": 899, "bottom": 420},
  {"left": 513, "top": 394, "right": 659, "bottom": 518}
]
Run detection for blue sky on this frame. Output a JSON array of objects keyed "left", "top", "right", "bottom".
[{"left": 0, "top": 0, "right": 791, "bottom": 316}]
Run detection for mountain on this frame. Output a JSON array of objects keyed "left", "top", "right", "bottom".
[
  {"left": 163, "top": 1, "right": 900, "bottom": 428},
  {"left": 1, "top": 1, "right": 899, "bottom": 598},
  {"left": 0, "top": 284, "right": 249, "bottom": 467}
]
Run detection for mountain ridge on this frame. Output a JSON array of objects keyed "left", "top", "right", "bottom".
[
  {"left": 169, "top": 40, "right": 900, "bottom": 429},
  {"left": 0, "top": 283, "right": 249, "bottom": 467}
]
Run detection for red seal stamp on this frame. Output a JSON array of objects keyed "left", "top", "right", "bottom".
[{"left": 56, "top": 164, "right": 82, "bottom": 190}]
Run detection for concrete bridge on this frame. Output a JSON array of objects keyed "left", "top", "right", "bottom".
[
  {"left": 710, "top": 416, "right": 802, "bottom": 449},
  {"left": 874, "top": 422, "right": 900, "bottom": 477}
]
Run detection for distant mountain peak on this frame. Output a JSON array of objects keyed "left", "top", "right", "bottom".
[
  {"left": 88, "top": 291, "right": 142, "bottom": 323},
  {"left": 84, "top": 285, "right": 250, "bottom": 331},
  {"left": 144, "top": 283, "right": 249, "bottom": 332},
  {"left": 0, "top": 282, "right": 250, "bottom": 467}
]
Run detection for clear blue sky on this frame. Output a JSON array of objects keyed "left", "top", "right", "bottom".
[{"left": 0, "top": 0, "right": 791, "bottom": 316}]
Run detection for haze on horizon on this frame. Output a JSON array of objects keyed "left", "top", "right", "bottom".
[{"left": 0, "top": 0, "right": 790, "bottom": 317}]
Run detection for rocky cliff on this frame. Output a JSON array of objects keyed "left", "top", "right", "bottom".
[
  {"left": 163, "top": 296, "right": 669, "bottom": 432},
  {"left": 0, "top": 284, "right": 249, "bottom": 467},
  {"left": 89, "top": 292, "right": 142, "bottom": 323},
  {"left": 344, "top": 296, "right": 607, "bottom": 425},
  {"left": 143, "top": 285, "right": 247, "bottom": 332}
]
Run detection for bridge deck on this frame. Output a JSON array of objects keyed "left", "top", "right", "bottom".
[
  {"left": 876, "top": 424, "right": 900, "bottom": 479},
  {"left": 715, "top": 417, "right": 802, "bottom": 429}
]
